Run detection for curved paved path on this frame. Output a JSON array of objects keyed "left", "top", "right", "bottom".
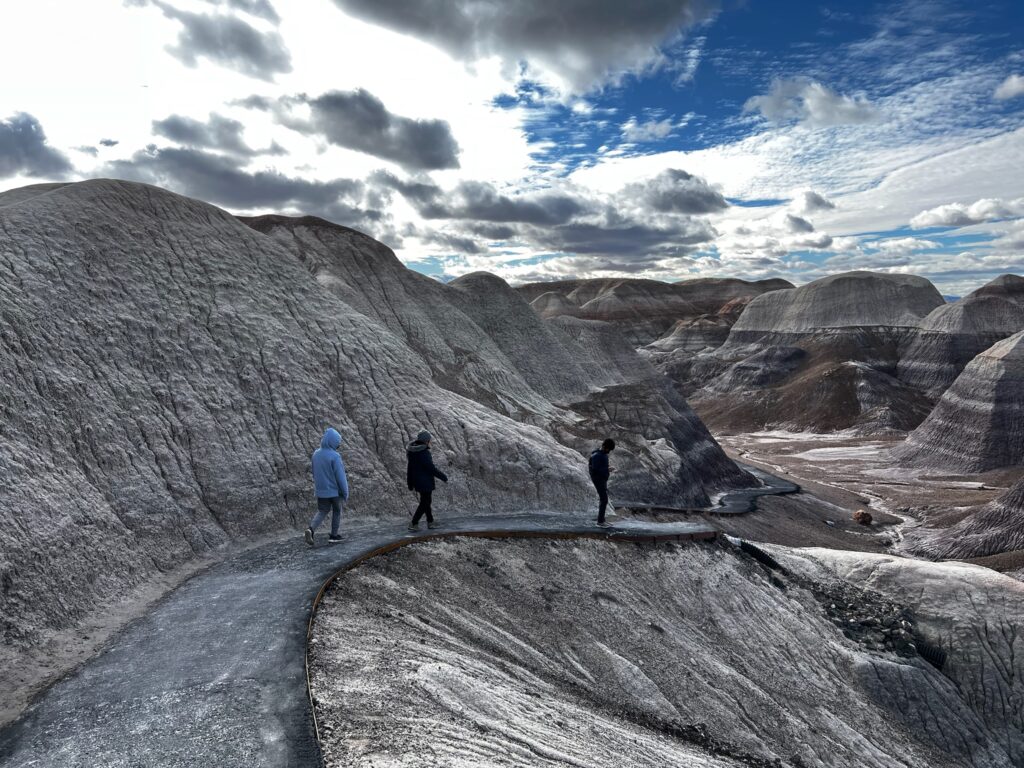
[{"left": 0, "top": 470, "right": 795, "bottom": 767}]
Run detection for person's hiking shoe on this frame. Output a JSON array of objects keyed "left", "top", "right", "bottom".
[
  {"left": 328, "top": 534, "right": 344, "bottom": 544},
  {"left": 427, "top": 521, "right": 439, "bottom": 529},
  {"left": 407, "top": 523, "right": 419, "bottom": 532},
  {"left": 596, "top": 521, "right": 612, "bottom": 528},
  {"left": 304, "top": 527, "right": 315, "bottom": 546}
]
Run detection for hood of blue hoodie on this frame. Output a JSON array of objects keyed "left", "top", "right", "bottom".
[{"left": 321, "top": 428, "right": 342, "bottom": 450}]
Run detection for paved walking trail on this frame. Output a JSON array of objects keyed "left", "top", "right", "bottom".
[{"left": 0, "top": 469, "right": 795, "bottom": 767}]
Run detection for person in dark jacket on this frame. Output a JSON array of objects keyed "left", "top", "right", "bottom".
[
  {"left": 406, "top": 430, "right": 448, "bottom": 531},
  {"left": 305, "top": 427, "right": 349, "bottom": 546},
  {"left": 589, "top": 438, "right": 615, "bottom": 528}
]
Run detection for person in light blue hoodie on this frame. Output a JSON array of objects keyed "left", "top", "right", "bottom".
[{"left": 305, "top": 427, "right": 349, "bottom": 546}]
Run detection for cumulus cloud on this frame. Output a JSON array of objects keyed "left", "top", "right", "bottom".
[
  {"left": 0, "top": 113, "right": 74, "bottom": 179},
  {"left": 621, "top": 168, "right": 728, "bottom": 214},
  {"left": 99, "top": 138, "right": 119, "bottom": 147},
  {"left": 129, "top": 0, "right": 291, "bottom": 81},
  {"left": 994, "top": 74, "right": 1024, "bottom": 100},
  {"left": 790, "top": 189, "right": 836, "bottom": 213},
  {"left": 103, "top": 146, "right": 383, "bottom": 231},
  {"left": 257, "top": 89, "right": 460, "bottom": 171},
  {"left": 152, "top": 112, "right": 283, "bottom": 157},
  {"left": 744, "top": 78, "right": 880, "bottom": 128},
  {"left": 910, "top": 197, "right": 1024, "bottom": 228},
  {"left": 328, "top": 0, "right": 719, "bottom": 94},
  {"left": 621, "top": 117, "right": 675, "bottom": 142}
]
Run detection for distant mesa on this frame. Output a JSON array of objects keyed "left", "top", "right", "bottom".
[
  {"left": 894, "top": 330, "right": 1024, "bottom": 472},
  {"left": 727, "top": 271, "right": 944, "bottom": 337},
  {"left": 676, "top": 272, "right": 944, "bottom": 434},
  {"left": 516, "top": 276, "right": 792, "bottom": 347},
  {"left": 898, "top": 274, "right": 1024, "bottom": 397}
]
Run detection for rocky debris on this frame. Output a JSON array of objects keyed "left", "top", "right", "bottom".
[
  {"left": 776, "top": 547, "right": 1024, "bottom": 765},
  {"left": 819, "top": 583, "right": 914, "bottom": 653},
  {"left": 516, "top": 277, "right": 791, "bottom": 346},
  {"left": 898, "top": 274, "right": 1024, "bottom": 397},
  {"left": 905, "top": 476, "right": 1024, "bottom": 560},
  {"left": 853, "top": 510, "right": 873, "bottom": 526},
  {"left": 0, "top": 180, "right": 751, "bottom": 709},
  {"left": 894, "top": 330, "right": 1024, "bottom": 471},
  {"left": 310, "top": 537, "right": 1020, "bottom": 768}
]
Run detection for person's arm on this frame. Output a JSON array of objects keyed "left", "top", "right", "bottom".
[
  {"left": 596, "top": 452, "right": 610, "bottom": 480},
  {"left": 428, "top": 452, "right": 448, "bottom": 483},
  {"left": 334, "top": 454, "right": 349, "bottom": 501},
  {"left": 407, "top": 456, "right": 414, "bottom": 491}
]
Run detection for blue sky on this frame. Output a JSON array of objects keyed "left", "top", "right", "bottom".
[{"left": 1, "top": 0, "right": 1022, "bottom": 294}]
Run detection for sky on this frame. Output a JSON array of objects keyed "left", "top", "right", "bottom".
[{"left": 1, "top": 0, "right": 1022, "bottom": 294}]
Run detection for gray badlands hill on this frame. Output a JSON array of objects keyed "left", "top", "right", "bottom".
[
  {"left": 894, "top": 330, "right": 1024, "bottom": 472},
  {"left": 243, "top": 216, "right": 749, "bottom": 507},
  {"left": 679, "top": 272, "right": 943, "bottom": 434},
  {"left": 310, "top": 537, "right": 1024, "bottom": 767},
  {"left": 898, "top": 274, "right": 1024, "bottom": 396},
  {"left": 906, "top": 476, "right": 1024, "bottom": 561},
  {"left": 0, "top": 180, "right": 750, "bottom": 708},
  {"left": 726, "top": 271, "right": 943, "bottom": 338},
  {"left": 515, "top": 276, "right": 792, "bottom": 346}
]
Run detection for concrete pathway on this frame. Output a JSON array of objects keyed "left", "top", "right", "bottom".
[{"left": 0, "top": 473, "right": 794, "bottom": 767}]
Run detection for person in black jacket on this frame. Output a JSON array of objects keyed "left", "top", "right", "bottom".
[
  {"left": 588, "top": 438, "right": 616, "bottom": 528},
  {"left": 406, "top": 430, "right": 448, "bottom": 531}
]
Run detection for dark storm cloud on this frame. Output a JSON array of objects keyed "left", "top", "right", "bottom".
[
  {"left": 152, "top": 113, "right": 284, "bottom": 157},
  {"left": 781, "top": 213, "right": 815, "bottom": 233},
  {"left": 0, "top": 113, "right": 74, "bottom": 179},
  {"left": 130, "top": 0, "right": 291, "bottom": 81},
  {"left": 372, "top": 173, "right": 586, "bottom": 224},
  {"left": 414, "top": 228, "right": 487, "bottom": 254},
  {"left": 200, "top": 0, "right": 280, "bottom": 23},
  {"left": 329, "top": 0, "right": 719, "bottom": 92},
  {"left": 622, "top": 168, "right": 728, "bottom": 214},
  {"left": 102, "top": 146, "right": 380, "bottom": 229},
  {"left": 526, "top": 217, "right": 717, "bottom": 256},
  {"left": 273, "top": 90, "right": 460, "bottom": 171}
]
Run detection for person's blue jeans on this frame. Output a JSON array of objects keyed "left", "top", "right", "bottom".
[{"left": 310, "top": 497, "right": 343, "bottom": 536}]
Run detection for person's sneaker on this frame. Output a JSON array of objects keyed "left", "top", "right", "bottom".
[
  {"left": 328, "top": 534, "right": 344, "bottom": 544},
  {"left": 427, "top": 521, "right": 439, "bottom": 529},
  {"left": 407, "top": 523, "right": 419, "bottom": 532},
  {"left": 304, "top": 528, "right": 315, "bottom": 547},
  {"left": 596, "top": 521, "right": 612, "bottom": 528}
]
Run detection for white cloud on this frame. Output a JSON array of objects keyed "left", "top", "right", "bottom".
[
  {"left": 621, "top": 117, "right": 675, "bottom": 142},
  {"left": 994, "top": 74, "right": 1024, "bottom": 100},
  {"left": 910, "top": 197, "right": 1024, "bottom": 228},
  {"left": 789, "top": 189, "right": 836, "bottom": 214},
  {"left": 744, "top": 79, "right": 880, "bottom": 128},
  {"left": 870, "top": 236, "right": 941, "bottom": 254}
]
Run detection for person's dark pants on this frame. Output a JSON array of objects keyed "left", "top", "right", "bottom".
[
  {"left": 593, "top": 480, "right": 609, "bottom": 523},
  {"left": 411, "top": 490, "right": 433, "bottom": 525},
  {"left": 310, "top": 497, "right": 342, "bottom": 536}
]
